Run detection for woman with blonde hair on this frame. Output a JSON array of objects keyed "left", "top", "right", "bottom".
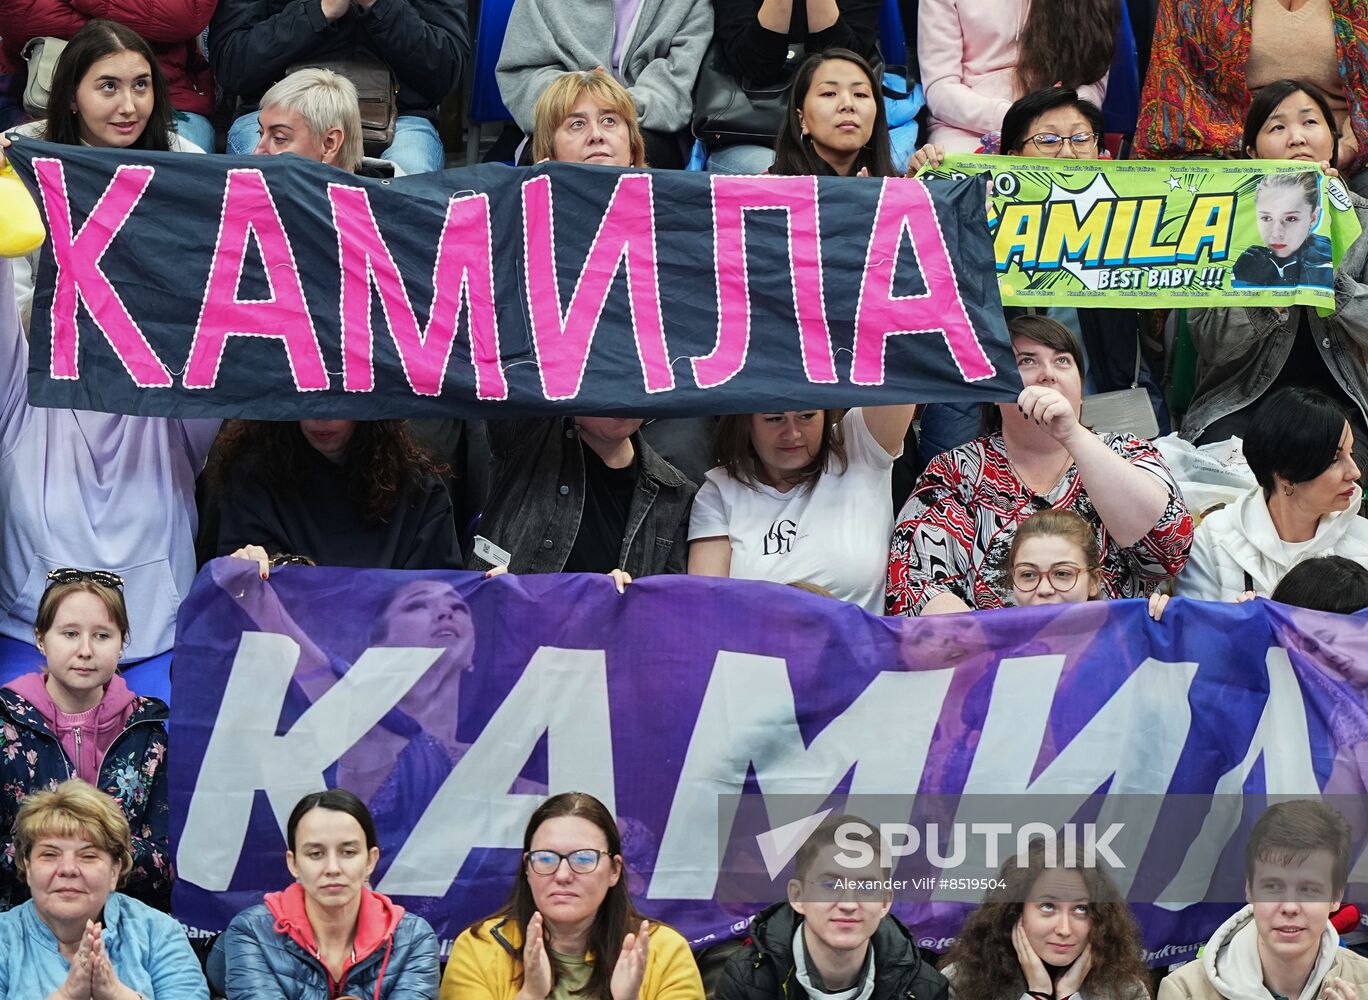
[
  {"left": 532, "top": 69, "right": 647, "bottom": 167},
  {"left": 0, "top": 779, "right": 205, "bottom": 996}
]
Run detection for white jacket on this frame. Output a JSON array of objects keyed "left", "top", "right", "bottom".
[
  {"left": 1158, "top": 904, "right": 1368, "bottom": 1000},
  {"left": 1175, "top": 484, "right": 1368, "bottom": 600}
]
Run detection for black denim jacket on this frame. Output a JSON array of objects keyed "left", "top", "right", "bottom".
[{"left": 473, "top": 417, "right": 697, "bottom": 576}]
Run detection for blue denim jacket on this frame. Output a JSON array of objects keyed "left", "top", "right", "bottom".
[{"left": 474, "top": 418, "right": 697, "bottom": 576}]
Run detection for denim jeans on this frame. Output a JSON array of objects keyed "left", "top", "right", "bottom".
[
  {"left": 382, "top": 115, "right": 445, "bottom": 174},
  {"left": 173, "top": 110, "right": 216, "bottom": 153},
  {"left": 228, "top": 111, "right": 446, "bottom": 173},
  {"left": 706, "top": 142, "right": 776, "bottom": 175}
]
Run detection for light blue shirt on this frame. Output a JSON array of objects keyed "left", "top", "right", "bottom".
[{"left": 0, "top": 893, "right": 208, "bottom": 998}]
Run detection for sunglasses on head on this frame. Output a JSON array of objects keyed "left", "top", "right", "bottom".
[{"left": 44, "top": 568, "right": 125, "bottom": 590}]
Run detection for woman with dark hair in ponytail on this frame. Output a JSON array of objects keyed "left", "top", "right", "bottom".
[
  {"left": 918, "top": 0, "right": 1118, "bottom": 152},
  {"left": 441, "top": 792, "right": 704, "bottom": 1000},
  {"left": 210, "top": 789, "right": 440, "bottom": 999}
]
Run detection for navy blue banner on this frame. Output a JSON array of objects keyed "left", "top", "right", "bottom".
[{"left": 8, "top": 140, "right": 1019, "bottom": 419}]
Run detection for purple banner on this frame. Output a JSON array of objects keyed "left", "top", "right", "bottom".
[{"left": 169, "top": 560, "right": 1368, "bottom": 961}]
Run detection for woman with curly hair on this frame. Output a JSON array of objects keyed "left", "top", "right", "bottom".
[
  {"left": 212, "top": 419, "right": 463, "bottom": 572},
  {"left": 942, "top": 840, "right": 1151, "bottom": 1000}
]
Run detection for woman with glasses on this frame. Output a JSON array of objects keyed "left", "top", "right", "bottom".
[
  {"left": 442, "top": 791, "right": 704, "bottom": 1000},
  {"left": 888, "top": 315, "right": 1193, "bottom": 616},
  {"left": 210, "top": 788, "right": 440, "bottom": 999},
  {"left": 918, "top": 0, "right": 1117, "bottom": 152},
  {"left": 1007, "top": 509, "right": 1103, "bottom": 607},
  {"left": 0, "top": 569, "right": 172, "bottom": 912},
  {"left": 1008, "top": 509, "right": 1174, "bottom": 621},
  {"left": 909, "top": 88, "right": 1172, "bottom": 477}
]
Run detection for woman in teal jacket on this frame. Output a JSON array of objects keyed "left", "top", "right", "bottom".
[
  {"left": 0, "top": 779, "right": 207, "bottom": 998},
  {"left": 209, "top": 789, "right": 440, "bottom": 999}
]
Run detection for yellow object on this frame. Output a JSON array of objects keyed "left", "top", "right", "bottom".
[{"left": 0, "top": 162, "right": 45, "bottom": 258}]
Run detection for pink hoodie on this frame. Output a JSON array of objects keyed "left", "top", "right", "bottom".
[
  {"left": 918, "top": 0, "right": 1110, "bottom": 151},
  {"left": 3, "top": 672, "right": 138, "bottom": 784}
]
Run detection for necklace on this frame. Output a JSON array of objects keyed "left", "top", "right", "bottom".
[{"left": 1007, "top": 445, "right": 1074, "bottom": 497}]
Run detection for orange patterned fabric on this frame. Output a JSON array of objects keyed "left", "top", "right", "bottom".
[{"left": 1135, "top": 0, "right": 1368, "bottom": 172}]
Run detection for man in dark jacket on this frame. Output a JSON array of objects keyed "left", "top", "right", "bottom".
[
  {"left": 209, "top": 0, "right": 468, "bottom": 174},
  {"left": 715, "top": 817, "right": 949, "bottom": 1000}
]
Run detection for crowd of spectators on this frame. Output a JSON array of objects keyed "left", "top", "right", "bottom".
[{"left": 0, "top": 0, "right": 1366, "bottom": 997}]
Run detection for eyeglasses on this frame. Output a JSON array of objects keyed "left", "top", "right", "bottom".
[
  {"left": 803, "top": 878, "right": 889, "bottom": 902},
  {"left": 1011, "top": 564, "right": 1091, "bottom": 593},
  {"left": 1028, "top": 132, "right": 1101, "bottom": 154},
  {"left": 526, "top": 848, "right": 605, "bottom": 876},
  {"left": 45, "top": 568, "right": 124, "bottom": 590}
]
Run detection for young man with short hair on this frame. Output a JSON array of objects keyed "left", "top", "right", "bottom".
[
  {"left": 716, "top": 816, "right": 949, "bottom": 1000},
  {"left": 1160, "top": 800, "right": 1368, "bottom": 1000}
]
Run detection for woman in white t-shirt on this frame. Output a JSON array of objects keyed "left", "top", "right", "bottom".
[{"left": 687, "top": 406, "right": 914, "bottom": 613}]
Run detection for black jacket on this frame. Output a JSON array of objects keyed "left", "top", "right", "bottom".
[
  {"left": 1231, "top": 234, "right": 1334, "bottom": 289},
  {"left": 711, "top": 0, "right": 882, "bottom": 83},
  {"left": 209, "top": 0, "right": 469, "bottom": 119},
  {"left": 473, "top": 417, "right": 697, "bottom": 577},
  {"left": 715, "top": 902, "right": 950, "bottom": 1000}
]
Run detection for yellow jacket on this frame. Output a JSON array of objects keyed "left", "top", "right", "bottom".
[{"left": 440, "top": 916, "right": 704, "bottom": 1000}]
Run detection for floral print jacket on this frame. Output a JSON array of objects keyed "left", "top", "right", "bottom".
[{"left": 0, "top": 688, "right": 172, "bottom": 912}]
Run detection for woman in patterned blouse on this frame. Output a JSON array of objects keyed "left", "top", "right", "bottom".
[{"left": 886, "top": 316, "right": 1195, "bottom": 616}]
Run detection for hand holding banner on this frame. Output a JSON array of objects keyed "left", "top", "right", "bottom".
[
  {"left": 917, "top": 154, "right": 1363, "bottom": 311},
  {"left": 169, "top": 562, "right": 1368, "bottom": 960}
]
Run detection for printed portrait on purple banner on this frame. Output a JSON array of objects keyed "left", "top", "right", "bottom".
[{"left": 169, "top": 562, "right": 1368, "bottom": 961}]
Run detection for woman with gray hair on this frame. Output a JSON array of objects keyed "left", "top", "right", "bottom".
[{"left": 253, "top": 68, "right": 364, "bottom": 172}]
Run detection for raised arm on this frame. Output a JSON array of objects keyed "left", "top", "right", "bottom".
[
  {"left": 804, "top": 0, "right": 883, "bottom": 63},
  {"left": 860, "top": 404, "right": 917, "bottom": 458}
]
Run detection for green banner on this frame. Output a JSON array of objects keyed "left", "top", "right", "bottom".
[{"left": 917, "top": 155, "right": 1362, "bottom": 311}]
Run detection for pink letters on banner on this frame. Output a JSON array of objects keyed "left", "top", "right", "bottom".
[
  {"left": 35, "top": 159, "right": 172, "bottom": 386},
  {"left": 693, "top": 175, "right": 836, "bottom": 389},
  {"left": 522, "top": 173, "right": 672, "bottom": 400},
  {"left": 185, "top": 169, "right": 328, "bottom": 390},
  {"left": 853, "top": 179, "right": 996, "bottom": 384},
  {"left": 332, "top": 185, "right": 507, "bottom": 399}
]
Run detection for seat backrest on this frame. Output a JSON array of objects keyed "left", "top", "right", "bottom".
[
  {"left": 879, "top": 0, "right": 908, "bottom": 69},
  {"left": 470, "top": 0, "right": 516, "bottom": 125},
  {"left": 1102, "top": 0, "right": 1140, "bottom": 135}
]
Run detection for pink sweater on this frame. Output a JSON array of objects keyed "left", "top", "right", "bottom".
[{"left": 918, "top": 0, "right": 1110, "bottom": 151}]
